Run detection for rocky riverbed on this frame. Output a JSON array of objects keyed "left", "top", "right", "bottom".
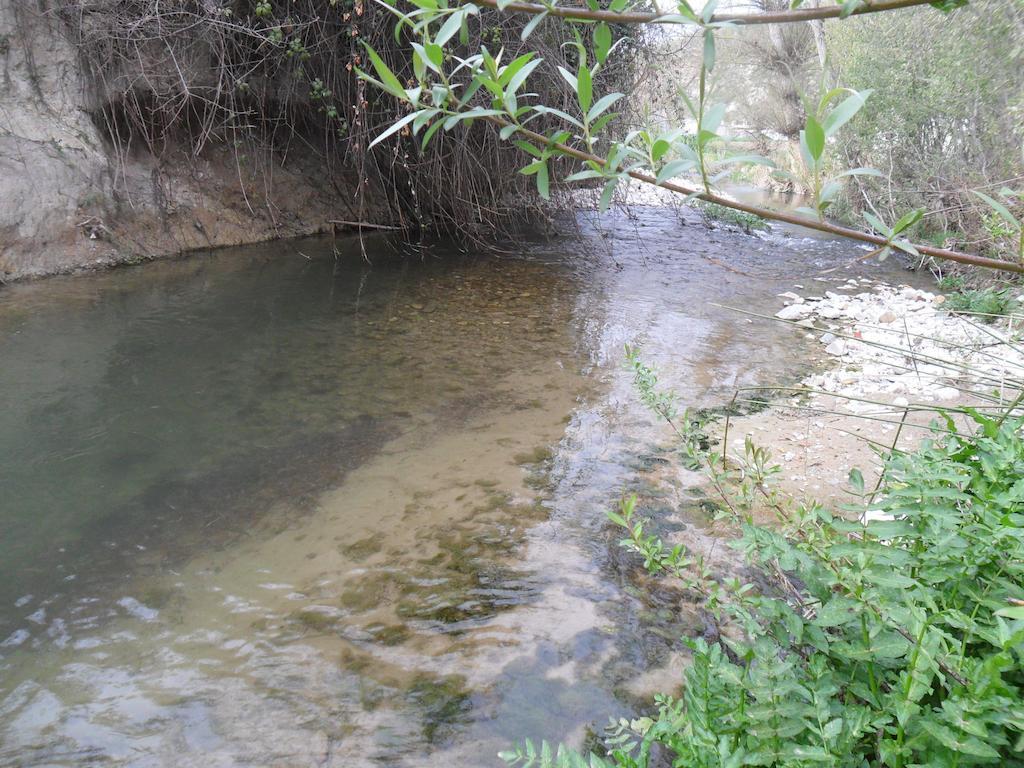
[
  {"left": 775, "top": 279, "right": 1024, "bottom": 407},
  {"left": 723, "top": 278, "right": 1024, "bottom": 512}
]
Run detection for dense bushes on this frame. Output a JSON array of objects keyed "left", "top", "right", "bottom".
[
  {"left": 824, "top": 1, "right": 1024, "bottom": 259},
  {"left": 503, "top": 357, "right": 1024, "bottom": 767},
  {"left": 55, "top": 0, "right": 638, "bottom": 236}
]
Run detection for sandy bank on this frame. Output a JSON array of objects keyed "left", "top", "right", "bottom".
[{"left": 725, "top": 278, "right": 1024, "bottom": 510}]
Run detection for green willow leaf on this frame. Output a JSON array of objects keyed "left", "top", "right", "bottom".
[
  {"left": 822, "top": 90, "right": 872, "bottom": 137},
  {"left": 557, "top": 66, "right": 578, "bottom": 91},
  {"left": 498, "top": 53, "right": 536, "bottom": 88},
  {"left": 702, "top": 103, "right": 727, "bottom": 135},
  {"left": 833, "top": 167, "right": 884, "bottom": 179},
  {"left": 577, "top": 62, "right": 593, "bottom": 116},
  {"left": 514, "top": 139, "right": 543, "bottom": 158},
  {"left": 590, "top": 112, "right": 619, "bottom": 135},
  {"left": 434, "top": 8, "right": 465, "bottom": 46},
  {"left": 599, "top": 177, "right": 619, "bottom": 211},
  {"left": 533, "top": 105, "right": 584, "bottom": 129},
  {"left": 656, "top": 159, "right": 695, "bottom": 185},
  {"left": 715, "top": 153, "right": 773, "bottom": 169},
  {"left": 864, "top": 211, "right": 891, "bottom": 237},
  {"left": 520, "top": 10, "right": 548, "bottom": 41},
  {"left": 586, "top": 93, "right": 623, "bottom": 123},
  {"left": 421, "top": 118, "right": 443, "bottom": 149},
  {"left": 536, "top": 162, "right": 550, "bottom": 199},
  {"left": 974, "top": 190, "right": 1021, "bottom": 231},
  {"left": 891, "top": 208, "right": 924, "bottom": 235},
  {"left": 368, "top": 109, "right": 422, "bottom": 148},
  {"left": 702, "top": 29, "right": 716, "bottom": 72},
  {"left": 506, "top": 59, "right": 542, "bottom": 96},
  {"left": 359, "top": 43, "right": 407, "bottom": 100},
  {"left": 565, "top": 169, "right": 605, "bottom": 182},
  {"left": 594, "top": 24, "right": 612, "bottom": 64},
  {"left": 804, "top": 116, "right": 825, "bottom": 162}
]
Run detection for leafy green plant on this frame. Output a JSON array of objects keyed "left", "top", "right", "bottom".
[
  {"left": 817, "top": 9, "right": 1023, "bottom": 256},
  {"left": 695, "top": 201, "right": 769, "bottom": 233},
  {"left": 504, "top": 354, "right": 1024, "bottom": 768},
  {"left": 936, "top": 274, "right": 966, "bottom": 292},
  {"left": 974, "top": 188, "right": 1024, "bottom": 262},
  {"left": 862, "top": 207, "right": 926, "bottom": 261},
  {"left": 353, "top": 0, "right": 1024, "bottom": 274},
  {"left": 944, "top": 286, "right": 1019, "bottom": 319},
  {"left": 776, "top": 88, "right": 885, "bottom": 221}
]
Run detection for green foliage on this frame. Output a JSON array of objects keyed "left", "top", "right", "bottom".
[
  {"left": 944, "top": 287, "right": 1019, "bottom": 319},
  {"left": 862, "top": 207, "right": 925, "bottom": 261},
  {"left": 974, "top": 188, "right": 1024, "bottom": 262},
  {"left": 67, "top": 0, "right": 637, "bottom": 240},
  {"left": 781, "top": 88, "right": 884, "bottom": 223},
  {"left": 936, "top": 274, "right": 966, "bottom": 292},
  {"left": 505, "top": 360, "right": 1024, "bottom": 767},
  {"left": 695, "top": 201, "right": 769, "bottom": 233},
  {"left": 351, "top": 0, "right": 1021, "bottom": 272},
  {"left": 824, "top": 2, "right": 1024, "bottom": 256}
]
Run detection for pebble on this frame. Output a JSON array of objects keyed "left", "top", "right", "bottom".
[
  {"left": 777, "top": 282, "right": 1023, "bottom": 403},
  {"left": 776, "top": 303, "right": 813, "bottom": 321},
  {"left": 825, "top": 339, "right": 848, "bottom": 356}
]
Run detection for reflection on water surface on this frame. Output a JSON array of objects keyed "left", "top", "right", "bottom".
[{"left": 0, "top": 207, "right": 925, "bottom": 766}]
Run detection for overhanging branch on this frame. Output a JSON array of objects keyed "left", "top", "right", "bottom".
[
  {"left": 469, "top": 0, "right": 933, "bottom": 26},
  {"left": 489, "top": 119, "right": 1024, "bottom": 274}
]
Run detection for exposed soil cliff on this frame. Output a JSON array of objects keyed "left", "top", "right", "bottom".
[{"left": 0, "top": 1, "right": 375, "bottom": 281}]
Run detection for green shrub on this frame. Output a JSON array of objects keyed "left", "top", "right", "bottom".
[
  {"left": 503, "top": 360, "right": 1024, "bottom": 768},
  {"left": 944, "top": 287, "right": 1018, "bottom": 318},
  {"left": 695, "top": 201, "right": 769, "bottom": 234}
]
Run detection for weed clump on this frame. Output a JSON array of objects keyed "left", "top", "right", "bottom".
[{"left": 944, "top": 286, "right": 1019, "bottom": 319}]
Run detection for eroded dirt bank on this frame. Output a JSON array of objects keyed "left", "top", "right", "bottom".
[{"left": 0, "top": 1, "right": 382, "bottom": 281}]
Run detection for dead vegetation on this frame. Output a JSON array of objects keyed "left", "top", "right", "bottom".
[{"left": 41, "top": 0, "right": 638, "bottom": 239}]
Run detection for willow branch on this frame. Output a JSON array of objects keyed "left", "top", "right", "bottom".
[
  {"left": 469, "top": 0, "right": 933, "bottom": 26},
  {"left": 489, "top": 119, "right": 1024, "bottom": 274}
]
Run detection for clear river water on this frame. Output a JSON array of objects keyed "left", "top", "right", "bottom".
[{"left": 0, "top": 203, "right": 924, "bottom": 766}]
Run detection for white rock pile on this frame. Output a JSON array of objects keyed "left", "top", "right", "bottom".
[{"left": 774, "top": 279, "right": 1024, "bottom": 407}]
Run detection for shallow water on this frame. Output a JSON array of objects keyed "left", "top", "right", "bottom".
[{"left": 0, "top": 206, "right": 926, "bottom": 766}]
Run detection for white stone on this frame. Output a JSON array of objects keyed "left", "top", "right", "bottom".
[
  {"left": 825, "top": 339, "right": 848, "bottom": 356},
  {"left": 776, "top": 303, "right": 813, "bottom": 321}
]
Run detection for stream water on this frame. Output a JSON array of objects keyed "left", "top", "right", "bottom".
[{"left": 0, "top": 204, "right": 924, "bottom": 766}]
